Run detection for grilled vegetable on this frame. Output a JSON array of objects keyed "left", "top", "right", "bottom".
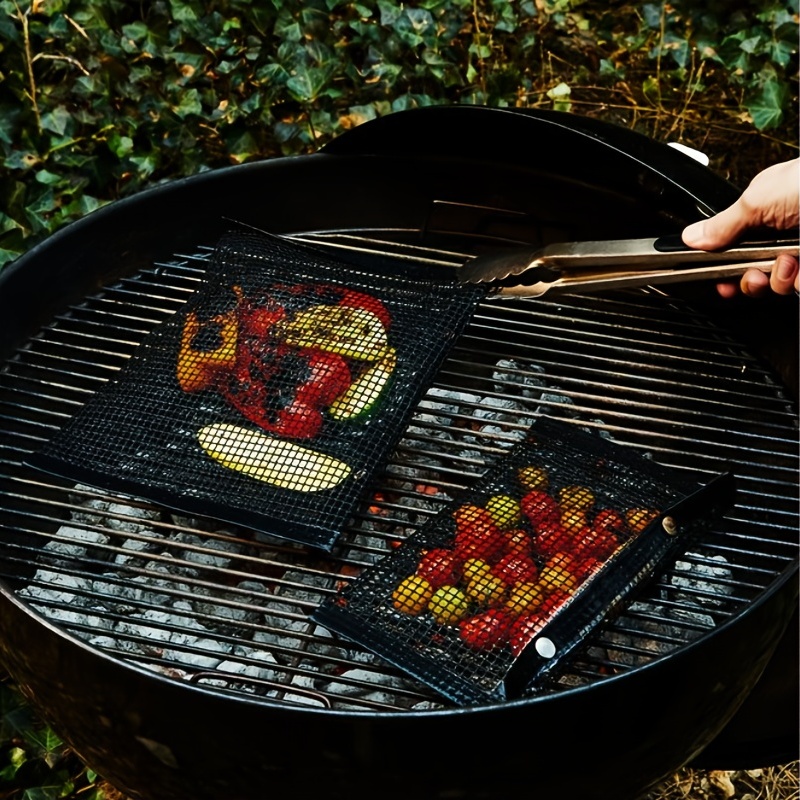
[
  {"left": 485, "top": 494, "right": 522, "bottom": 529},
  {"left": 197, "top": 423, "right": 351, "bottom": 491},
  {"left": 392, "top": 575, "right": 434, "bottom": 615},
  {"left": 428, "top": 585, "right": 471, "bottom": 625},
  {"left": 218, "top": 346, "right": 352, "bottom": 440},
  {"left": 177, "top": 310, "right": 238, "bottom": 393},
  {"left": 416, "top": 547, "right": 462, "bottom": 588},
  {"left": 328, "top": 347, "right": 397, "bottom": 420},
  {"left": 459, "top": 608, "right": 512, "bottom": 651},
  {"left": 274, "top": 304, "right": 388, "bottom": 361}
]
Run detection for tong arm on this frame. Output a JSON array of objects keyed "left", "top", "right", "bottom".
[
  {"left": 496, "top": 259, "right": 778, "bottom": 298},
  {"left": 532, "top": 234, "right": 799, "bottom": 269},
  {"left": 458, "top": 233, "right": 799, "bottom": 285}
]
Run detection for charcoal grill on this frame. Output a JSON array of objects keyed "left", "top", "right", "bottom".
[{"left": 0, "top": 106, "right": 797, "bottom": 800}]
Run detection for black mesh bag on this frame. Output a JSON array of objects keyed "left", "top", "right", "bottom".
[
  {"left": 27, "top": 230, "right": 488, "bottom": 550},
  {"left": 312, "top": 416, "right": 736, "bottom": 705}
]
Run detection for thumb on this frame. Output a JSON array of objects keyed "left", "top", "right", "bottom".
[{"left": 682, "top": 202, "right": 752, "bottom": 250}]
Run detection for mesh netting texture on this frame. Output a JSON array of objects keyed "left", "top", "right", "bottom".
[
  {"left": 28, "top": 230, "right": 488, "bottom": 550},
  {"left": 313, "top": 416, "right": 735, "bottom": 705}
]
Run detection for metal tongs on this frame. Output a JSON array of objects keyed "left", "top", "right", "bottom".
[{"left": 457, "top": 233, "right": 800, "bottom": 297}]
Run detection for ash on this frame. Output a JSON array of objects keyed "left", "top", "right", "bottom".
[{"left": 15, "top": 357, "right": 729, "bottom": 709}]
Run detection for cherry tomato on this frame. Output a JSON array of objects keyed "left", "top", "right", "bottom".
[
  {"left": 459, "top": 608, "right": 513, "bottom": 651},
  {"left": 557, "top": 484, "right": 596, "bottom": 512},
  {"left": 392, "top": 575, "right": 434, "bottom": 615},
  {"left": 416, "top": 548, "right": 462, "bottom": 588},
  {"left": 593, "top": 508, "right": 629, "bottom": 538},
  {"left": 532, "top": 520, "right": 572, "bottom": 558},
  {"left": 570, "top": 556, "right": 602, "bottom": 583},
  {"left": 518, "top": 465, "right": 550, "bottom": 491},
  {"left": 462, "top": 558, "right": 492, "bottom": 582},
  {"left": 428, "top": 585, "right": 471, "bottom": 625},
  {"left": 492, "top": 553, "right": 539, "bottom": 585},
  {"left": 573, "top": 527, "right": 619, "bottom": 561},
  {"left": 539, "top": 553, "right": 579, "bottom": 595},
  {"left": 626, "top": 507, "right": 660, "bottom": 533},
  {"left": 502, "top": 528, "right": 535, "bottom": 558},
  {"left": 560, "top": 508, "right": 589, "bottom": 533},
  {"left": 465, "top": 572, "right": 507, "bottom": 606},
  {"left": 505, "top": 581, "right": 547, "bottom": 617},
  {"left": 539, "top": 587, "right": 573, "bottom": 617},
  {"left": 453, "top": 504, "right": 507, "bottom": 563},
  {"left": 508, "top": 613, "right": 546, "bottom": 657},
  {"left": 520, "top": 490, "right": 560, "bottom": 533},
  {"left": 453, "top": 503, "right": 497, "bottom": 532},
  {"left": 485, "top": 494, "right": 522, "bottom": 529}
]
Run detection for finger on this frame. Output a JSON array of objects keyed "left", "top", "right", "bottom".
[
  {"left": 740, "top": 268, "right": 771, "bottom": 298},
  {"left": 682, "top": 202, "right": 752, "bottom": 251},
  {"left": 716, "top": 280, "right": 740, "bottom": 299},
  {"left": 769, "top": 253, "right": 799, "bottom": 295}
]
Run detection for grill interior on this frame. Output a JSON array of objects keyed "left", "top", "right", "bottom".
[{"left": 0, "top": 228, "right": 797, "bottom": 713}]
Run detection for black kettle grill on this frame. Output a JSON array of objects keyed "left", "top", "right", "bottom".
[{"left": 0, "top": 106, "right": 797, "bottom": 800}]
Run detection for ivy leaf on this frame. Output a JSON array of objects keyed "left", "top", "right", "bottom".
[
  {"left": 3, "top": 151, "right": 41, "bottom": 170},
  {"left": 0, "top": 745, "right": 25, "bottom": 779},
  {"left": 129, "top": 154, "right": 158, "bottom": 178},
  {"left": 22, "top": 775, "right": 75, "bottom": 799},
  {"left": 739, "top": 35, "right": 762, "bottom": 55},
  {"left": 173, "top": 88, "right": 202, "bottom": 118},
  {"left": 39, "top": 106, "right": 73, "bottom": 136},
  {"left": 642, "top": 3, "right": 662, "bottom": 29},
  {"left": 168, "top": 0, "right": 199, "bottom": 22},
  {"left": 746, "top": 77, "right": 788, "bottom": 130},
  {"left": 0, "top": 247, "right": 21, "bottom": 267},
  {"left": 767, "top": 37, "right": 795, "bottom": 68},
  {"left": 22, "top": 725, "right": 64, "bottom": 762},
  {"left": 286, "top": 65, "right": 332, "bottom": 101},
  {"left": 599, "top": 58, "right": 625, "bottom": 81},
  {"left": 121, "top": 21, "right": 150, "bottom": 43},
  {"left": 225, "top": 130, "right": 258, "bottom": 163}
]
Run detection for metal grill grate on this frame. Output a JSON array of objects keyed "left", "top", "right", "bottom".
[{"left": 0, "top": 231, "right": 797, "bottom": 712}]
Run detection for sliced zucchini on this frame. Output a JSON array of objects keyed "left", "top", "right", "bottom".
[
  {"left": 275, "top": 305, "right": 388, "bottom": 361},
  {"left": 328, "top": 347, "right": 397, "bottom": 420},
  {"left": 198, "top": 423, "right": 351, "bottom": 491}
]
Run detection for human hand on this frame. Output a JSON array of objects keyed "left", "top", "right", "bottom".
[{"left": 681, "top": 158, "right": 799, "bottom": 298}]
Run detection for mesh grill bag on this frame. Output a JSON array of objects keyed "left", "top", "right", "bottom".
[
  {"left": 312, "top": 416, "right": 736, "bottom": 705},
  {"left": 27, "top": 230, "right": 487, "bottom": 550}
]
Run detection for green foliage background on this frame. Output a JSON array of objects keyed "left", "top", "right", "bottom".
[
  {"left": 0, "top": 0, "right": 798, "bottom": 796},
  {"left": 0, "top": 0, "right": 798, "bottom": 269}
]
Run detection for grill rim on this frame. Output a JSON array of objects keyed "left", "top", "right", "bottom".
[
  {"left": 2, "top": 560, "right": 797, "bottom": 716},
  {"left": 1, "top": 231, "right": 796, "bottom": 712}
]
